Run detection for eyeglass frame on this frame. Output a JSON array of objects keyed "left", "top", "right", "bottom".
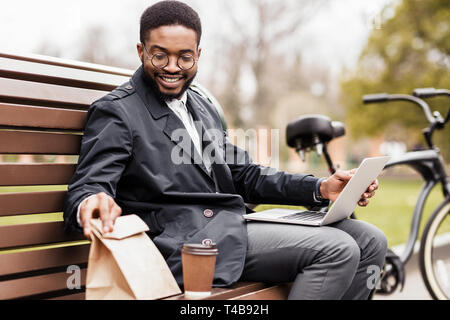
[{"left": 141, "top": 43, "right": 198, "bottom": 71}]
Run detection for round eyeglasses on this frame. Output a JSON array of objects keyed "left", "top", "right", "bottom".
[{"left": 142, "top": 44, "right": 197, "bottom": 71}]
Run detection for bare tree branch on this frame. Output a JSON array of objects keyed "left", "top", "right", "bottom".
[{"left": 215, "top": 0, "right": 330, "bottom": 127}]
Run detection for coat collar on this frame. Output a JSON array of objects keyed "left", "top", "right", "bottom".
[{"left": 131, "top": 66, "right": 170, "bottom": 120}]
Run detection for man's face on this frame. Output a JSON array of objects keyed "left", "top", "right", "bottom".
[{"left": 137, "top": 25, "right": 201, "bottom": 100}]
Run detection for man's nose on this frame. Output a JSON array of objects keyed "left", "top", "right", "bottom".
[{"left": 163, "top": 56, "right": 181, "bottom": 73}]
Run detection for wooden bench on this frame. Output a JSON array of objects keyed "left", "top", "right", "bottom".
[{"left": 0, "top": 51, "right": 291, "bottom": 300}]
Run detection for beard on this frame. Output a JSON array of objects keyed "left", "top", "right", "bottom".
[{"left": 141, "top": 63, "right": 197, "bottom": 101}]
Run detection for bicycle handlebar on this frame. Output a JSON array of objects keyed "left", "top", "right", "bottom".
[
  {"left": 413, "top": 88, "right": 450, "bottom": 98},
  {"left": 362, "top": 93, "right": 436, "bottom": 124},
  {"left": 362, "top": 93, "right": 389, "bottom": 103}
]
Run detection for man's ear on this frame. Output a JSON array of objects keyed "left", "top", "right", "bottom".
[
  {"left": 137, "top": 42, "right": 144, "bottom": 63},
  {"left": 197, "top": 47, "right": 202, "bottom": 59}
]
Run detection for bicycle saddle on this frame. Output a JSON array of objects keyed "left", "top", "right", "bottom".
[{"left": 286, "top": 114, "right": 345, "bottom": 150}]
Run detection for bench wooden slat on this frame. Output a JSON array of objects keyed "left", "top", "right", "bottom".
[
  {"left": 0, "top": 51, "right": 133, "bottom": 77},
  {"left": 0, "top": 191, "right": 67, "bottom": 216},
  {"left": 0, "top": 244, "right": 89, "bottom": 276},
  {"left": 232, "top": 283, "right": 292, "bottom": 300},
  {"left": 0, "top": 103, "right": 86, "bottom": 130},
  {"left": 0, "top": 268, "right": 86, "bottom": 299},
  {"left": 0, "top": 221, "right": 84, "bottom": 250},
  {"left": 204, "top": 282, "right": 269, "bottom": 300},
  {"left": 48, "top": 292, "right": 86, "bottom": 300},
  {"left": 0, "top": 57, "right": 128, "bottom": 91},
  {"left": 0, "top": 163, "right": 76, "bottom": 186},
  {"left": 165, "top": 282, "right": 269, "bottom": 300},
  {"left": 0, "top": 131, "right": 81, "bottom": 155},
  {"left": 0, "top": 77, "right": 106, "bottom": 108}
]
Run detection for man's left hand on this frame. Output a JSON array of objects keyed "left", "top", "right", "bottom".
[{"left": 320, "top": 169, "right": 379, "bottom": 207}]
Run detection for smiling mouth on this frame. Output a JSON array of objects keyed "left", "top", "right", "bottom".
[
  {"left": 160, "top": 76, "right": 183, "bottom": 83},
  {"left": 157, "top": 74, "right": 185, "bottom": 87}
]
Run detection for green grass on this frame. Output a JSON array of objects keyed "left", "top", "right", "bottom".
[
  {"left": 0, "top": 185, "right": 67, "bottom": 226},
  {"left": 0, "top": 185, "right": 68, "bottom": 193},
  {"left": 255, "top": 178, "right": 447, "bottom": 247}
]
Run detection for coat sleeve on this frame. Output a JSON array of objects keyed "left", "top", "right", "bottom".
[
  {"left": 63, "top": 99, "right": 133, "bottom": 232},
  {"left": 223, "top": 132, "right": 322, "bottom": 207}
]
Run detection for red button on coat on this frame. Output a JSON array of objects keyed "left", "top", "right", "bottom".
[{"left": 203, "top": 209, "right": 214, "bottom": 218}]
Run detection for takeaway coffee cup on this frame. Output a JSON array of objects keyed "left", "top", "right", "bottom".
[{"left": 181, "top": 243, "right": 219, "bottom": 299}]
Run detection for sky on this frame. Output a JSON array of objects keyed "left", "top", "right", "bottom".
[{"left": 0, "top": 0, "right": 395, "bottom": 79}]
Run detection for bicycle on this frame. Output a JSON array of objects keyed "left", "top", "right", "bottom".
[{"left": 285, "top": 87, "right": 449, "bottom": 300}]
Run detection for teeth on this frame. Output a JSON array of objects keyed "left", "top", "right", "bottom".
[{"left": 161, "top": 76, "right": 182, "bottom": 83}]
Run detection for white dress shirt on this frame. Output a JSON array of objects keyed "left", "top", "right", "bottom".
[
  {"left": 76, "top": 92, "right": 207, "bottom": 227},
  {"left": 165, "top": 92, "right": 204, "bottom": 163}
]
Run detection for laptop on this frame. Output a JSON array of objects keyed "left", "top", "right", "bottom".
[{"left": 242, "top": 156, "right": 390, "bottom": 226}]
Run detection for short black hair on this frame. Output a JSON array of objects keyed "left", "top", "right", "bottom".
[{"left": 140, "top": 0, "right": 202, "bottom": 46}]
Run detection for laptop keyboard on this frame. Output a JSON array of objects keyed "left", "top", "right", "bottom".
[{"left": 279, "top": 211, "right": 327, "bottom": 221}]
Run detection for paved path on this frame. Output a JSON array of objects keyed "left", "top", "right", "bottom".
[{"left": 373, "top": 242, "right": 450, "bottom": 300}]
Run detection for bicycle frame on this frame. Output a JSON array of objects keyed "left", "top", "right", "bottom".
[{"left": 383, "top": 149, "right": 449, "bottom": 264}]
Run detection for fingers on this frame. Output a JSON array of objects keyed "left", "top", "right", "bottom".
[
  {"left": 324, "top": 168, "right": 358, "bottom": 202},
  {"left": 362, "top": 179, "right": 379, "bottom": 199},
  {"left": 108, "top": 199, "right": 122, "bottom": 229},
  {"left": 362, "top": 189, "right": 375, "bottom": 199},
  {"left": 330, "top": 168, "right": 377, "bottom": 206},
  {"left": 358, "top": 198, "right": 369, "bottom": 206},
  {"left": 359, "top": 179, "right": 380, "bottom": 207},
  {"left": 369, "top": 179, "right": 379, "bottom": 191},
  {"left": 98, "top": 193, "right": 112, "bottom": 233},
  {"left": 334, "top": 168, "right": 359, "bottom": 181},
  {"left": 80, "top": 198, "right": 96, "bottom": 239},
  {"left": 79, "top": 192, "right": 122, "bottom": 239},
  {"left": 358, "top": 191, "right": 374, "bottom": 206},
  {"left": 333, "top": 169, "right": 352, "bottom": 181}
]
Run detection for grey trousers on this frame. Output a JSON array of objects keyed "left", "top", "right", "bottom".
[{"left": 239, "top": 218, "right": 388, "bottom": 300}]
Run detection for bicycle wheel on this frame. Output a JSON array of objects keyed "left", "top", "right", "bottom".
[{"left": 419, "top": 197, "right": 450, "bottom": 300}]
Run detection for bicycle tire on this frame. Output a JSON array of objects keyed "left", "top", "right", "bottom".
[{"left": 419, "top": 196, "right": 450, "bottom": 300}]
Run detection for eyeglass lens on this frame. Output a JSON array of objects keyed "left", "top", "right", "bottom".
[{"left": 151, "top": 52, "right": 195, "bottom": 70}]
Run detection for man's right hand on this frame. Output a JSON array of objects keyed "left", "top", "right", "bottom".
[{"left": 79, "top": 192, "right": 122, "bottom": 239}]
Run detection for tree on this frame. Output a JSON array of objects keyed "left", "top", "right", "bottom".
[
  {"left": 340, "top": 0, "right": 449, "bottom": 157},
  {"left": 76, "top": 25, "right": 138, "bottom": 70},
  {"left": 213, "top": 0, "right": 328, "bottom": 128}
]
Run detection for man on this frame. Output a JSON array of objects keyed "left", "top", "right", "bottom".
[{"left": 64, "top": 0, "right": 387, "bottom": 300}]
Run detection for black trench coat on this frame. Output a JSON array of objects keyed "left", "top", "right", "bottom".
[{"left": 63, "top": 66, "right": 323, "bottom": 287}]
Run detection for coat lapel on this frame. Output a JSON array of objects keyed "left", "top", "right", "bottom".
[
  {"left": 187, "top": 91, "right": 237, "bottom": 194},
  {"left": 162, "top": 112, "right": 212, "bottom": 178}
]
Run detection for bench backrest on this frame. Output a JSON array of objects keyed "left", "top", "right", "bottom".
[{"left": 0, "top": 51, "right": 133, "bottom": 299}]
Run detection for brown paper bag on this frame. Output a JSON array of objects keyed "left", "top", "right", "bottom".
[{"left": 85, "top": 214, "right": 181, "bottom": 300}]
